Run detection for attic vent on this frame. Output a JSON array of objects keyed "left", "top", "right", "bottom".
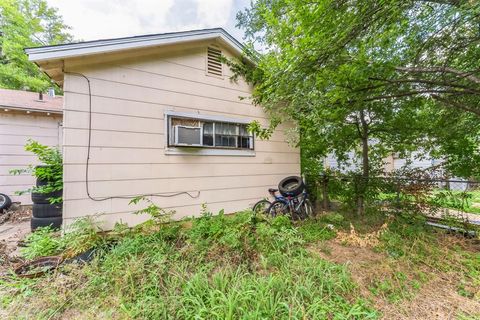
[{"left": 207, "top": 47, "right": 223, "bottom": 76}]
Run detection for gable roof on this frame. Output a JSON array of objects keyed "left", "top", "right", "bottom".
[
  {"left": 25, "top": 28, "right": 245, "bottom": 62},
  {"left": 0, "top": 88, "right": 63, "bottom": 114}
]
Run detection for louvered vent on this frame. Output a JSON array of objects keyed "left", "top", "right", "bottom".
[{"left": 207, "top": 47, "right": 223, "bottom": 76}]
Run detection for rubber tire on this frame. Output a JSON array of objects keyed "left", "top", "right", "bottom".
[
  {"left": 278, "top": 176, "right": 305, "bottom": 197},
  {"left": 36, "top": 178, "right": 49, "bottom": 187},
  {"left": 32, "top": 203, "right": 62, "bottom": 218},
  {"left": 31, "top": 216, "right": 62, "bottom": 231},
  {"left": 0, "top": 193, "right": 12, "bottom": 211},
  {"left": 31, "top": 190, "right": 62, "bottom": 204},
  {"left": 252, "top": 199, "right": 271, "bottom": 215},
  {"left": 268, "top": 200, "right": 289, "bottom": 218}
]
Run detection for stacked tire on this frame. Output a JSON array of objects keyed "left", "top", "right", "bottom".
[
  {"left": 278, "top": 176, "right": 305, "bottom": 197},
  {"left": 31, "top": 175, "right": 62, "bottom": 231}
]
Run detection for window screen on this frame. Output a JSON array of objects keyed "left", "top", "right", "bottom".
[{"left": 169, "top": 117, "right": 254, "bottom": 150}]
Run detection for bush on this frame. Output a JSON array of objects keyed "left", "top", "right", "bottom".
[
  {"left": 20, "top": 227, "right": 61, "bottom": 260},
  {"left": 20, "top": 217, "right": 105, "bottom": 260},
  {"left": 10, "top": 140, "right": 63, "bottom": 204}
]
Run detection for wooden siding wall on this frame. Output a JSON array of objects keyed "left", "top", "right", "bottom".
[
  {"left": 0, "top": 112, "right": 62, "bottom": 205},
  {"left": 63, "top": 43, "right": 300, "bottom": 229}
]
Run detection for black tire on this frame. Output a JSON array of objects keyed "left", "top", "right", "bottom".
[
  {"left": 0, "top": 193, "right": 12, "bottom": 211},
  {"left": 278, "top": 176, "right": 305, "bottom": 197},
  {"left": 32, "top": 203, "right": 62, "bottom": 218},
  {"left": 31, "top": 190, "right": 62, "bottom": 204},
  {"left": 31, "top": 216, "right": 62, "bottom": 231},
  {"left": 252, "top": 199, "right": 271, "bottom": 215},
  {"left": 268, "top": 200, "right": 289, "bottom": 218},
  {"left": 36, "top": 178, "right": 49, "bottom": 187}
]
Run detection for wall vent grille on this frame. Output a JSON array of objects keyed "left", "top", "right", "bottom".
[{"left": 207, "top": 47, "right": 223, "bottom": 76}]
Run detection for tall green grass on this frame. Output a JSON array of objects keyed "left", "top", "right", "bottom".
[{"left": 1, "top": 209, "right": 377, "bottom": 319}]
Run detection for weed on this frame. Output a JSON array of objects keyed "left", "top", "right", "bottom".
[
  {"left": 20, "top": 227, "right": 61, "bottom": 259},
  {"left": 1, "top": 208, "right": 378, "bottom": 319},
  {"left": 297, "top": 219, "right": 336, "bottom": 242},
  {"left": 20, "top": 217, "right": 105, "bottom": 260}
]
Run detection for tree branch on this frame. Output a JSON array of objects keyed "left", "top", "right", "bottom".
[
  {"left": 431, "top": 94, "right": 480, "bottom": 117},
  {"left": 362, "top": 89, "right": 474, "bottom": 102},
  {"left": 395, "top": 66, "right": 480, "bottom": 84}
]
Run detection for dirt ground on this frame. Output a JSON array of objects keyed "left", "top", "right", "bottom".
[
  {"left": 0, "top": 207, "right": 32, "bottom": 274},
  {"left": 309, "top": 239, "right": 480, "bottom": 320}
]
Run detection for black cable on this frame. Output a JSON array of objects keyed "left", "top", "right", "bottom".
[{"left": 63, "top": 71, "right": 200, "bottom": 201}]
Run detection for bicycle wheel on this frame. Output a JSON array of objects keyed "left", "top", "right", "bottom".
[
  {"left": 268, "top": 200, "right": 289, "bottom": 218},
  {"left": 252, "top": 199, "right": 271, "bottom": 215},
  {"left": 299, "top": 199, "right": 314, "bottom": 220}
]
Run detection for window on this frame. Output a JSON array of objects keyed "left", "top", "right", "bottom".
[{"left": 168, "top": 115, "right": 254, "bottom": 150}]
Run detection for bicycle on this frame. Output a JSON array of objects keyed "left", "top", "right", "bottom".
[
  {"left": 252, "top": 188, "right": 285, "bottom": 215},
  {"left": 252, "top": 188, "right": 313, "bottom": 220},
  {"left": 268, "top": 190, "right": 313, "bottom": 220}
]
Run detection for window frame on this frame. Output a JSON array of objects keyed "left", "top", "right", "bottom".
[{"left": 164, "top": 111, "right": 255, "bottom": 157}]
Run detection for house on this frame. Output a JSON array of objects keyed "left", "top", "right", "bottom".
[
  {"left": 25, "top": 28, "right": 300, "bottom": 229},
  {"left": 0, "top": 88, "right": 63, "bottom": 205}
]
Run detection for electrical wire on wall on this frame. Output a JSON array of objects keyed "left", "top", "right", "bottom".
[{"left": 63, "top": 71, "right": 200, "bottom": 201}]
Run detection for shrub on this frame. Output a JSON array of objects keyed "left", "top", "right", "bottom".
[
  {"left": 10, "top": 140, "right": 63, "bottom": 204},
  {"left": 20, "top": 227, "right": 61, "bottom": 259}
]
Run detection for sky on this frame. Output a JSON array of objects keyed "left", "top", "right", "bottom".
[{"left": 46, "top": 0, "right": 250, "bottom": 43}]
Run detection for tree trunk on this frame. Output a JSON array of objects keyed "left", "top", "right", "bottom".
[{"left": 356, "top": 110, "right": 370, "bottom": 215}]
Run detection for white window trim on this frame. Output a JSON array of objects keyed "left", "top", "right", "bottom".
[{"left": 164, "top": 111, "right": 255, "bottom": 157}]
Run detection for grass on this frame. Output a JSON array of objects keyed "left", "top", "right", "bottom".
[
  {"left": 431, "top": 189, "right": 480, "bottom": 215},
  {"left": 0, "top": 206, "right": 479, "bottom": 319},
  {"left": 377, "top": 189, "right": 480, "bottom": 215}
]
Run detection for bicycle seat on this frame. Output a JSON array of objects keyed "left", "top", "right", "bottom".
[{"left": 268, "top": 188, "right": 278, "bottom": 193}]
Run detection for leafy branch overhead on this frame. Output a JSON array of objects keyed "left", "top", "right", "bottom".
[
  {"left": 0, "top": 0, "right": 74, "bottom": 91},
  {"left": 233, "top": 0, "right": 480, "bottom": 182}
]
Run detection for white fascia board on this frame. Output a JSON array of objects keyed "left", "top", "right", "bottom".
[
  {"left": 164, "top": 110, "right": 252, "bottom": 124},
  {"left": 26, "top": 29, "right": 245, "bottom": 62}
]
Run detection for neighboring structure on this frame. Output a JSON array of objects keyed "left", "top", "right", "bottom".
[
  {"left": 26, "top": 28, "right": 300, "bottom": 229},
  {"left": 0, "top": 88, "right": 63, "bottom": 205}
]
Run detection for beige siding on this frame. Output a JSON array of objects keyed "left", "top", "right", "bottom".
[
  {"left": 0, "top": 112, "right": 62, "bottom": 204},
  {"left": 63, "top": 42, "right": 300, "bottom": 229}
]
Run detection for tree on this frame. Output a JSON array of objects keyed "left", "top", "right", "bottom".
[
  {"left": 233, "top": 0, "right": 480, "bottom": 213},
  {"left": 0, "top": 0, "right": 74, "bottom": 91}
]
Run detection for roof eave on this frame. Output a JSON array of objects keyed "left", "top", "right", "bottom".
[
  {"left": 0, "top": 104, "right": 62, "bottom": 114},
  {"left": 26, "top": 29, "right": 247, "bottom": 63}
]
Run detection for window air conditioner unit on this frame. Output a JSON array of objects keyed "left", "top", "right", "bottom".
[{"left": 174, "top": 125, "right": 202, "bottom": 146}]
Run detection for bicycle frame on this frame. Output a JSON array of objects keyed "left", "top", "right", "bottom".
[{"left": 270, "top": 189, "right": 309, "bottom": 215}]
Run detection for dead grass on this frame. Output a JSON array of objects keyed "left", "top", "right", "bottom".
[{"left": 309, "top": 234, "right": 480, "bottom": 320}]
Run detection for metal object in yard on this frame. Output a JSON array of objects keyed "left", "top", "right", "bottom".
[{"left": 14, "top": 256, "right": 63, "bottom": 278}]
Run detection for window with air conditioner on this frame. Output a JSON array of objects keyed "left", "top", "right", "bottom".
[{"left": 167, "top": 115, "right": 254, "bottom": 150}]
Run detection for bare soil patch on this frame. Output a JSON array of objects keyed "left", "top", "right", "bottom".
[
  {"left": 309, "top": 237, "right": 480, "bottom": 319},
  {"left": 0, "top": 207, "right": 32, "bottom": 274}
]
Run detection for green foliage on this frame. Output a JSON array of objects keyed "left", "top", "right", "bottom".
[
  {"left": 0, "top": 0, "right": 74, "bottom": 91},
  {"left": 20, "top": 217, "right": 104, "bottom": 260},
  {"left": 234, "top": 0, "right": 480, "bottom": 182},
  {"left": 298, "top": 220, "right": 337, "bottom": 243},
  {"left": 20, "top": 226, "right": 61, "bottom": 260},
  {"left": 3, "top": 209, "right": 378, "bottom": 318},
  {"left": 10, "top": 139, "right": 62, "bottom": 204},
  {"left": 61, "top": 218, "right": 104, "bottom": 258},
  {"left": 4, "top": 205, "right": 480, "bottom": 318},
  {"left": 432, "top": 190, "right": 480, "bottom": 214},
  {"left": 129, "top": 196, "right": 174, "bottom": 223}
]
